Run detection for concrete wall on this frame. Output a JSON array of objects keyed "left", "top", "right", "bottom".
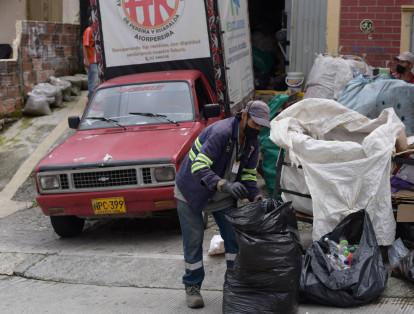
[
  {"left": 27, "top": 0, "right": 62, "bottom": 22},
  {"left": 339, "top": 0, "right": 414, "bottom": 67},
  {"left": 0, "top": 0, "right": 27, "bottom": 46},
  {"left": 62, "top": 0, "right": 80, "bottom": 24}
]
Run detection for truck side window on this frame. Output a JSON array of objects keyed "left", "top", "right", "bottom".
[{"left": 195, "top": 79, "right": 211, "bottom": 119}]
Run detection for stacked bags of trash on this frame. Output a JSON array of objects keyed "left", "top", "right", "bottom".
[{"left": 223, "top": 200, "right": 302, "bottom": 314}]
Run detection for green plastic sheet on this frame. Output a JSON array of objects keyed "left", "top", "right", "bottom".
[{"left": 258, "top": 94, "right": 289, "bottom": 195}]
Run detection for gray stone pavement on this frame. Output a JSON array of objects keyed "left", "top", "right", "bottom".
[{"left": 0, "top": 92, "right": 413, "bottom": 313}]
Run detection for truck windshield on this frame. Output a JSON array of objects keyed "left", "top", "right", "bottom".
[{"left": 80, "top": 82, "right": 194, "bottom": 129}]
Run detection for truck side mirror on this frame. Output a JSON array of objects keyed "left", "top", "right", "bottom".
[
  {"left": 68, "top": 116, "right": 80, "bottom": 129},
  {"left": 204, "top": 104, "right": 221, "bottom": 119}
]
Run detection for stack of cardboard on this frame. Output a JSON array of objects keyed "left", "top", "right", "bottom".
[{"left": 392, "top": 190, "right": 414, "bottom": 222}]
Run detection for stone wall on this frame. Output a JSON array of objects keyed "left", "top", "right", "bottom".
[{"left": 0, "top": 20, "right": 80, "bottom": 117}]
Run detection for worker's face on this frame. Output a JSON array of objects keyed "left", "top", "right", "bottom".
[
  {"left": 241, "top": 111, "right": 262, "bottom": 140},
  {"left": 396, "top": 60, "right": 413, "bottom": 74},
  {"left": 246, "top": 117, "right": 262, "bottom": 132}
]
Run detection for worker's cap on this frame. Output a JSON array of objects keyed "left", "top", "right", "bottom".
[
  {"left": 244, "top": 100, "right": 270, "bottom": 128},
  {"left": 395, "top": 51, "right": 414, "bottom": 64}
]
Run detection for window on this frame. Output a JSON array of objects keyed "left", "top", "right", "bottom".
[
  {"left": 80, "top": 82, "right": 194, "bottom": 129},
  {"left": 195, "top": 79, "right": 212, "bottom": 119}
]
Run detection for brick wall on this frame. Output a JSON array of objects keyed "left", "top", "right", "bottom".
[
  {"left": 20, "top": 21, "right": 81, "bottom": 94},
  {"left": 0, "top": 20, "right": 80, "bottom": 117},
  {"left": 339, "top": 0, "right": 414, "bottom": 67},
  {"left": 0, "top": 61, "right": 22, "bottom": 116}
]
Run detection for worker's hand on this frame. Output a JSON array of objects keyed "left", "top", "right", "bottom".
[{"left": 222, "top": 181, "right": 248, "bottom": 199}]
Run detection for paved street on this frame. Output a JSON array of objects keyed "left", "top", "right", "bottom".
[
  {"left": 0, "top": 93, "right": 413, "bottom": 313},
  {"left": 0, "top": 205, "right": 414, "bottom": 313}
]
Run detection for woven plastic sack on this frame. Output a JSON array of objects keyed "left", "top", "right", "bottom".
[
  {"left": 60, "top": 76, "right": 82, "bottom": 96},
  {"left": 75, "top": 73, "right": 88, "bottom": 90},
  {"left": 305, "top": 54, "right": 371, "bottom": 100},
  {"left": 49, "top": 76, "right": 72, "bottom": 102},
  {"left": 270, "top": 98, "right": 404, "bottom": 245},
  {"left": 23, "top": 93, "right": 52, "bottom": 116}
]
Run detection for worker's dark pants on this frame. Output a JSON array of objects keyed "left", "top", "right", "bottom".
[{"left": 176, "top": 200, "right": 238, "bottom": 287}]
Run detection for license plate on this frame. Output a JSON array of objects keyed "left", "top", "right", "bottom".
[{"left": 92, "top": 197, "right": 126, "bottom": 215}]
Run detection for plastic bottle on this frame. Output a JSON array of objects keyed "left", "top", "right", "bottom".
[
  {"left": 324, "top": 238, "right": 339, "bottom": 255},
  {"left": 338, "top": 239, "right": 349, "bottom": 255},
  {"left": 347, "top": 252, "right": 353, "bottom": 266},
  {"left": 325, "top": 237, "right": 354, "bottom": 270}
]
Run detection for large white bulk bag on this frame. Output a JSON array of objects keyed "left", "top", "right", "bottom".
[{"left": 270, "top": 98, "right": 404, "bottom": 245}]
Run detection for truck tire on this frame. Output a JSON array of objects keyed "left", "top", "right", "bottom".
[{"left": 50, "top": 216, "right": 85, "bottom": 238}]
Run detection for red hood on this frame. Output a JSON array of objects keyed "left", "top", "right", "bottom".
[{"left": 37, "top": 123, "right": 201, "bottom": 169}]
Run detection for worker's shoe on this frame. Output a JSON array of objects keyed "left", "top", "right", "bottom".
[{"left": 185, "top": 285, "right": 204, "bottom": 309}]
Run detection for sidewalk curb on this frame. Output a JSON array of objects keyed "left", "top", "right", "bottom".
[{"left": 0, "top": 94, "right": 87, "bottom": 218}]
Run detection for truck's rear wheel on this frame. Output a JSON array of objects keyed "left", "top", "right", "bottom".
[{"left": 50, "top": 216, "right": 85, "bottom": 238}]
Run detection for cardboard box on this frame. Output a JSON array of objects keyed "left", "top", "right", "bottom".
[{"left": 397, "top": 203, "right": 414, "bottom": 222}]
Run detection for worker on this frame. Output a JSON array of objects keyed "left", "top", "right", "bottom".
[
  {"left": 83, "top": 15, "right": 99, "bottom": 99},
  {"left": 174, "top": 100, "right": 270, "bottom": 308},
  {"left": 392, "top": 51, "right": 414, "bottom": 84}
]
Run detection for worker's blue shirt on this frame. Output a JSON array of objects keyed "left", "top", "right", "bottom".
[{"left": 175, "top": 116, "right": 260, "bottom": 211}]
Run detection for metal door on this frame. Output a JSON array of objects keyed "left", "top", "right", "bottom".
[{"left": 286, "top": 0, "right": 327, "bottom": 76}]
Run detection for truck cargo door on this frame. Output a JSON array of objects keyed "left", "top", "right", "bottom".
[{"left": 218, "top": 0, "right": 255, "bottom": 110}]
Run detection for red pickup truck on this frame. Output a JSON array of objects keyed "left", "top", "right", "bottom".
[
  {"left": 35, "top": 70, "right": 222, "bottom": 237},
  {"left": 35, "top": 0, "right": 255, "bottom": 237}
]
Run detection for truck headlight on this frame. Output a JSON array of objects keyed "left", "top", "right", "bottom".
[
  {"left": 154, "top": 166, "right": 175, "bottom": 182},
  {"left": 39, "top": 175, "right": 60, "bottom": 190}
]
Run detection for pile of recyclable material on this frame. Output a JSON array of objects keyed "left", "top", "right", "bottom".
[
  {"left": 300, "top": 210, "right": 388, "bottom": 307},
  {"left": 388, "top": 238, "right": 414, "bottom": 283},
  {"left": 324, "top": 238, "right": 358, "bottom": 270}
]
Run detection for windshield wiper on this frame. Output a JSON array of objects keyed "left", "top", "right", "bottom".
[
  {"left": 129, "top": 112, "right": 179, "bottom": 126},
  {"left": 85, "top": 116, "right": 127, "bottom": 130}
]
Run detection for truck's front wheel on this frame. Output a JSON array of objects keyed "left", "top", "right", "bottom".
[{"left": 50, "top": 216, "right": 85, "bottom": 238}]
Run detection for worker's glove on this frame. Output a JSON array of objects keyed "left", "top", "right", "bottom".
[
  {"left": 254, "top": 194, "right": 264, "bottom": 202},
  {"left": 221, "top": 181, "right": 248, "bottom": 199}
]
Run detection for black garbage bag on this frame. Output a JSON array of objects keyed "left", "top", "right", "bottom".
[
  {"left": 397, "top": 222, "right": 414, "bottom": 243},
  {"left": 223, "top": 200, "right": 302, "bottom": 314},
  {"left": 300, "top": 210, "right": 388, "bottom": 307},
  {"left": 388, "top": 238, "right": 414, "bottom": 283}
]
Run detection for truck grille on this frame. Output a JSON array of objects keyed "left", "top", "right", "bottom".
[
  {"left": 142, "top": 168, "right": 152, "bottom": 184},
  {"left": 60, "top": 174, "right": 69, "bottom": 189},
  {"left": 72, "top": 169, "right": 138, "bottom": 189}
]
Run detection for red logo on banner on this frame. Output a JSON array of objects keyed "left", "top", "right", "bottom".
[{"left": 122, "top": 0, "right": 180, "bottom": 29}]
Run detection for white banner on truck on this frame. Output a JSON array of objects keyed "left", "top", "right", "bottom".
[
  {"left": 99, "top": 0, "right": 211, "bottom": 67},
  {"left": 218, "top": 0, "right": 254, "bottom": 107}
]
